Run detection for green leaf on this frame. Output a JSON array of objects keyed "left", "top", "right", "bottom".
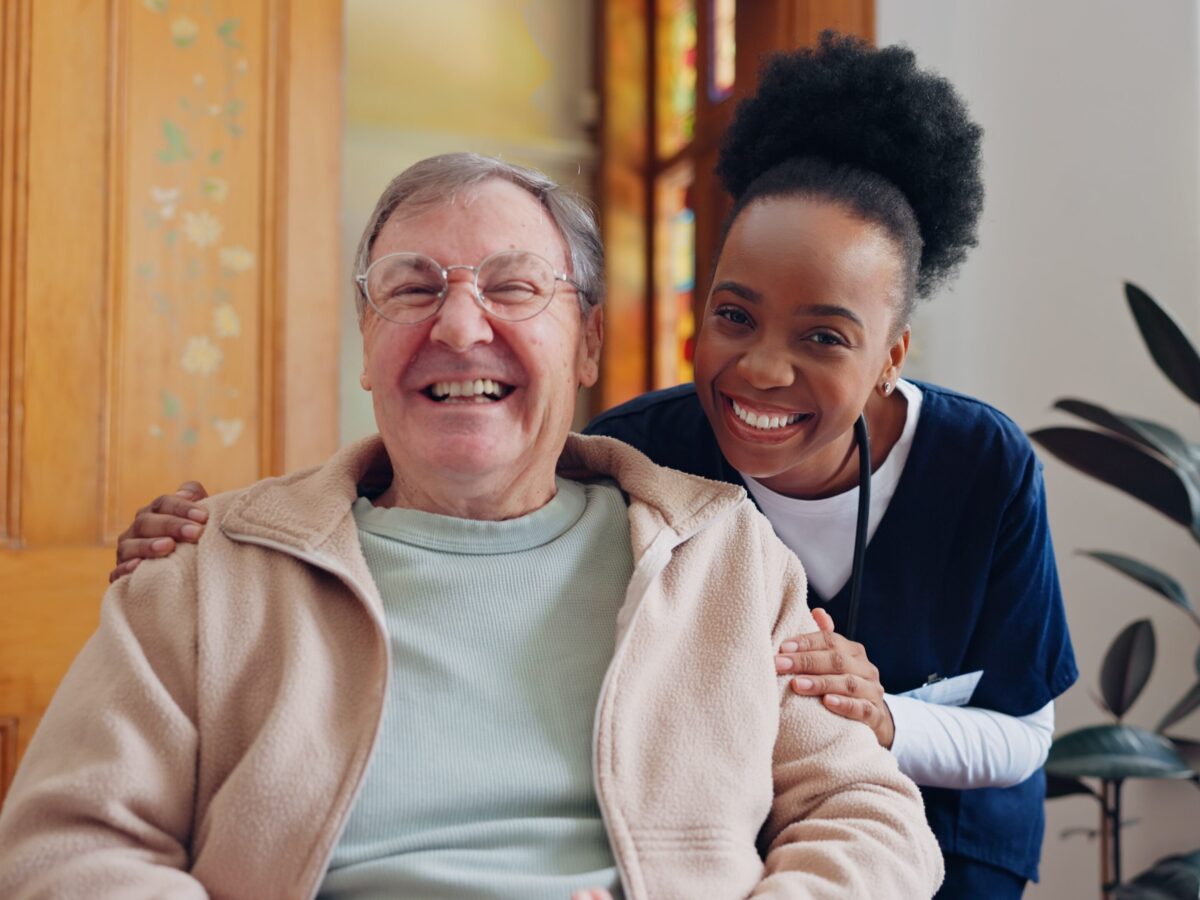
[
  {"left": 161, "top": 390, "right": 181, "bottom": 419},
  {"left": 1157, "top": 681, "right": 1200, "bottom": 733},
  {"left": 1165, "top": 736, "right": 1200, "bottom": 775},
  {"left": 209, "top": 149, "right": 224, "bottom": 165},
  {"left": 216, "top": 18, "right": 243, "bottom": 49},
  {"left": 1079, "top": 552, "right": 1197, "bottom": 621},
  {"left": 1029, "top": 427, "right": 1200, "bottom": 540},
  {"left": 1126, "top": 282, "right": 1200, "bottom": 406},
  {"left": 1045, "top": 724, "right": 1192, "bottom": 780},
  {"left": 1044, "top": 773, "right": 1101, "bottom": 801},
  {"left": 157, "top": 118, "right": 192, "bottom": 163},
  {"left": 1114, "top": 850, "right": 1200, "bottom": 900},
  {"left": 1054, "top": 399, "right": 1199, "bottom": 480},
  {"left": 1100, "top": 619, "right": 1156, "bottom": 718}
]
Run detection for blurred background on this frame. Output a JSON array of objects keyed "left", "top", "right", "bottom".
[{"left": 1, "top": 1, "right": 1197, "bottom": 895}]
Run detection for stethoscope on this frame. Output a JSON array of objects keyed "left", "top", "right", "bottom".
[{"left": 845, "top": 413, "right": 871, "bottom": 643}]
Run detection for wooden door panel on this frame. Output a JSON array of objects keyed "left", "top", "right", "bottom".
[
  {"left": 0, "top": 0, "right": 341, "bottom": 804},
  {"left": 0, "top": 549, "right": 110, "bottom": 770}
]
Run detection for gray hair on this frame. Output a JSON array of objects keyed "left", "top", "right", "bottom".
[{"left": 352, "top": 152, "right": 604, "bottom": 320}]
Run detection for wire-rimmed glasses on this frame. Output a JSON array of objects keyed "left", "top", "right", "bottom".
[{"left": 356, "top": 250, "right": 585, "bottom": 324}]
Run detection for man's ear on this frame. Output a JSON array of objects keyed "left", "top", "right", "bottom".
[{"left": 578, "top": 305, "right": 603, "bottom": 388}]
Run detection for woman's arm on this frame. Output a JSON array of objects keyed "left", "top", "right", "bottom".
[
  {"left": 779, "top": 610, "right": 1056, "bottom": 788},
  {"left": 886, "top": 696, "right": 1054, "bottom": 789}
]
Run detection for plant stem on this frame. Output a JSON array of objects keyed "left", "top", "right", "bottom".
[
  {"left": 1100, "top": 779, "right": 1113, "bottom": 898},
  {"left": 1112, "top": 779, "right": 1124, "bottom": 886}
]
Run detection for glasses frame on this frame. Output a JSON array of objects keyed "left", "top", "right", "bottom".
[{"left": 355, "top": 250, "right": 587, "bottom": 325}]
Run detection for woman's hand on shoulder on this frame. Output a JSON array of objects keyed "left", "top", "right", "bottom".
[
  {"left": 109, "top": 482, "right": 210, "bottom": 583},
  {"left": 776, "top": 608, "right": 896, "bottom": 749}
]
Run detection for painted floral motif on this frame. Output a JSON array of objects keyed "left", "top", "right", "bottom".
[
  {"left": 218, "top": 246, "right": 253, "bottom": 273},
  {"left": 201, "top": 176, "right": 228, "bottom": 202},
  {"left": 181, "top": 335, "right": 223, "bottom": 376},
  {"left": 151, "top": 186, "right": 180, "bottom": 220},
  {"left": 212, "top": 418, "right": 244, "bottom": 447},
  {"left": 213, "top": 303, "right": 241, "bottom": 337},
  {"left": 140, "top": 6, "right": 251, "bottom": 451},
  {"left": 171, "top": 17, "right": 199, "bottom": 47},
  {"left": 182, "top": 210, "right": 222, "bottom": 247}
]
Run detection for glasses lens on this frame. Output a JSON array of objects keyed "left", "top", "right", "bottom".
[
  {"left": 477, "top": 252, "right": 557, "bottom": 321},
  {"left": 366, "top": 254, "right": 445, "bottom": 323}
]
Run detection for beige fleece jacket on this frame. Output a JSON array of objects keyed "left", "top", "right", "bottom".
[{"left": 0, "top": 434, "right": 942, "bottom": 899}]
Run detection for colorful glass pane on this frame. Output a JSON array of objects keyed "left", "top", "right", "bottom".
[
  {"left": 654, "top": 175, "right": 695, "bottom": 387},
  {"left": 709, "top": 0, "right": 735, "bottom": 100},
  {"left": 655, "top": 0, "right": 697, "bottom": 159}
]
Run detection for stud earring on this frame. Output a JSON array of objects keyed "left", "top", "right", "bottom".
[{"left": 880, "top": 381, "right": 893, "bottom": 396}]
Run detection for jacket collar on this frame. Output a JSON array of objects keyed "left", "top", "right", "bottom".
[{"left": 220, "top": 433, "right": 747, "bottom": 557}]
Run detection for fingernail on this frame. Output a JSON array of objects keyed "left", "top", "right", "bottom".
[
  {"left": 151, "top": 538, "right": 172, "bottom": 552},
  {"left": 775, "top": 655, "right": 794, "bottom": 672},
  {"left": 793, "top": 677, "right": 814, "bottom": 691},
  {"left": 826, "top": 695, "right": 842, "bottom": 707},
  {"left": 187, "top": 508, "right": 208, "bottom": 522},
  {"left": 181, "top": 523, "right": 202, "bottom": 540},
  {"left": 780, "top": 641, "right": 799, "bottom": 653}
]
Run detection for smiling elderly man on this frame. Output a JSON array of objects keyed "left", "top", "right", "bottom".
[{"left": 0, "top": 154, "right": 942, "bottom": 899}]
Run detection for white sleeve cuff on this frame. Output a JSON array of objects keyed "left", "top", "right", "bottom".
[{"left": 886, "top": 695, "right": 1055, "bottom": 790}]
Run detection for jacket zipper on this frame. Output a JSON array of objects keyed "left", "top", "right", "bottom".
[
  {"left": 590, "top": 500, "right": 746, "bottom": 898},
  {"left": 222, "top": 531, "right": 392, "bottom": 900}
]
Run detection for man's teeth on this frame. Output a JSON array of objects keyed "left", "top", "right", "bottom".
[
  {"left": 731, "top": 399, "right": 803, "bottom": 430},
  {"left": 429, "top": 379, "right": 508, "bottom": 402}
]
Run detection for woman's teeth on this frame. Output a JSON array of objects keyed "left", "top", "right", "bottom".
[
  {"left": 731, "top": 399, "right": 804, "bottom": 430},
  {"left": 428, "top": 379, "right": 509, "bottom": 402}
]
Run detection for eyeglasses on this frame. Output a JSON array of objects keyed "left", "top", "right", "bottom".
[{"left": 356, "top": 250, "right": 586, "bottom": 324}]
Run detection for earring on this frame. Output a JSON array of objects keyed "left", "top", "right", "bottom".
[{"left": 880, "top": 381, "right": 893, "bottom": 396}]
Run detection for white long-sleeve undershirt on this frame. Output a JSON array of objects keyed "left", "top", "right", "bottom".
[{"left": 886, "top": 696, "right": 1054, "bottom": 789}]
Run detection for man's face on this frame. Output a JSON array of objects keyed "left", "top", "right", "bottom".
[{"left": 360, "top": 179, "right": 601, "bottom": 510}]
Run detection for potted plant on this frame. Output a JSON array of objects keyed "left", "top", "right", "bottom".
[{"left": 1029, "top": 283, "right": 1200, "bottom": 899}]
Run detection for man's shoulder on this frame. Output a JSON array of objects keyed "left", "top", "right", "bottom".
[{"left": 562, "top": 433, "right": 747, "bottom": 531}]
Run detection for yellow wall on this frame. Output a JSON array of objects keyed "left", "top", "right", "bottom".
[{"left": 340, "top": 0, "right": 597, "bottom": 443}]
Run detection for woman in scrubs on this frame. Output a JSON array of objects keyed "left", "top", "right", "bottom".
[{"left": 112, "top": 33, "right": 1076, "bottom": 897}]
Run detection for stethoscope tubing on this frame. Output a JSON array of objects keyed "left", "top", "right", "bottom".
[{"left": 845, "top": 413, "right": 871, "bottom": 642}]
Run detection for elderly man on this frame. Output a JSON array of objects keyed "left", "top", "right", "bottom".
[{"left": 0, "top": 154, "right": 942, "bottom": 898}]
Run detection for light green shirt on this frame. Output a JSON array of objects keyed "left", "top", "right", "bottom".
[{"left": 319, "top": 478, "right": 632, "bottom": 900}]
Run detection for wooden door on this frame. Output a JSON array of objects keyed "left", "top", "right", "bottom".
[{"left": 0, "top": 0, "right": 342, "bottom": 802}]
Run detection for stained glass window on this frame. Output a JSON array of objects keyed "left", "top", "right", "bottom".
[
  {"left": 710, "top": 0, "right": 736, "bottom": 100},
  {"left": 655, "top": 0, "right": 697, "bottom": 160},
  {"left": 654, "top": 175, "right": 696, "bottom": 387}
]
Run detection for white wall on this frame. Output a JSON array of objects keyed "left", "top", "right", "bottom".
[{"left": 876, "top": 2, "right": 1200, "bottom": 895}]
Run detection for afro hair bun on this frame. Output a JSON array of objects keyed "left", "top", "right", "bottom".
[{"left": 716, "top": 31, "right": 984, "bottom": 297}]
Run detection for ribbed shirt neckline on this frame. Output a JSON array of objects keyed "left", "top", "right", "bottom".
[{"left": 352, "top": 477, "right": 587, "bottom": 554}]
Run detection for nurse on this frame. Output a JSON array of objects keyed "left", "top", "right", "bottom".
[{"left": 111, "top": 33, "right": 1076, "bottom": 898}]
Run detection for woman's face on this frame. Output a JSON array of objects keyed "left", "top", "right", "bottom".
[{"left": 693, "top": 196, "right": 910, "bottom": 498}]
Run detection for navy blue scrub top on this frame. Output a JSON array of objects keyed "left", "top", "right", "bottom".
[{"left": 586, "top": 381, "right": 1079, "bottom": 884}]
